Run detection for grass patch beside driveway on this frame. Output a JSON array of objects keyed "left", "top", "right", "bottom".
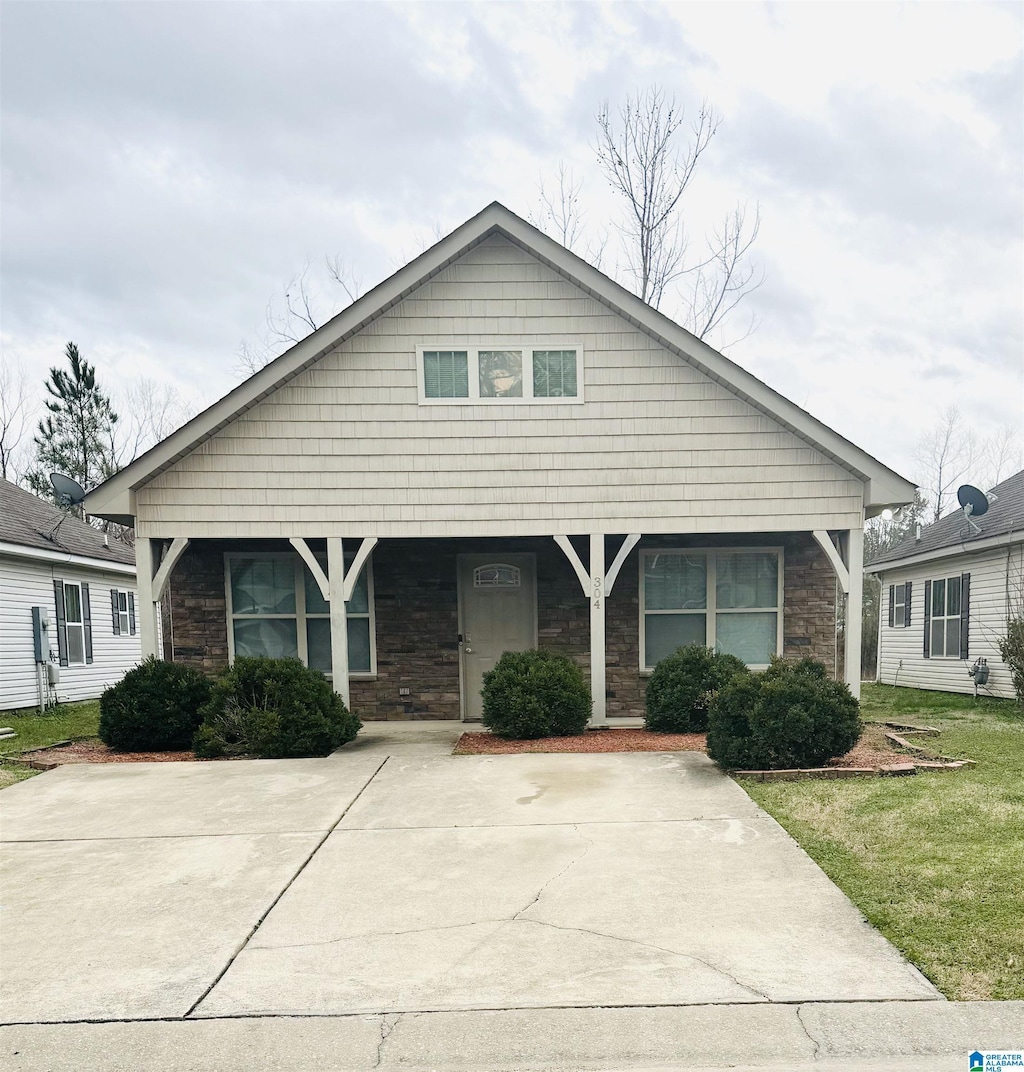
[
  {"left": 0, "top": 700, "right": 101, "bottom": 788},
  {"left": 742, "top": 683, "right": 1024, "bottom": 1001}
]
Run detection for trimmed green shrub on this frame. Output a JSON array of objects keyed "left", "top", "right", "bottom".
[
  {"left": 997, "top": 618, "right": 1024, "bottom": 705},
  {"left": 99, "top": 656, "right": 212, "bottom": 752},
  {"left": 193, "top": 657, "right": 360, "bottom": 759},
  {"left": 707, "top": 656, "right": 861, "bottom": 770},
  {"left": 644, "top": 645, "right": 749, "bottom": 732},
  {"left": 481, "top": 649, "right": 591, "bottom": 739}
]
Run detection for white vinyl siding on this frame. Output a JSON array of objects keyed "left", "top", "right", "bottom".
[
  {"left": 225, "top": 553, "right": 375, "bottom": 677},
  {"left": 136, "top": 235, "right": 865, "bottom": 539},
  {"left": 0, "top": 554, "right": 141, "bottom": 711},
  {"left": 875, "top": 543, "right": 1022, "bottom": 700},
  {"left": 640, "top": 548, "right": 783, "bottom": 671}
]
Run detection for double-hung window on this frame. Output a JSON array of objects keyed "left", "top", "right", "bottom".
[
  {"left": 111, "top": 589, "right": 136, "bottom": 636},
  {"left": 925, "top": 574, "right": 968, "bottom": 659},
  {"left": 889, "top": 583, "right": 910, "bottom": 628},
  {"left": 226, "top": 553, "right": 375, "bottom": 676},
  {"left": 641, "top": 549, "right": 782, "bottom": 670},
  {"left": 52, "top": 579, "right": 93, "bottom": 666},
  {"left": 418, "top": 346, "right": 583, "bottom": 403},
  {"left": 64, "top": 582, "right": 86, "bottom": 665}
]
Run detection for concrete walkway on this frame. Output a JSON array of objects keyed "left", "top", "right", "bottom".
[{"left": 1, "top": 722, "right": 1021, "bottom": 1069}]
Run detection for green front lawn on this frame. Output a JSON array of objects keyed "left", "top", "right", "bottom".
[
  {"left": 0, "top": 700, "right": 101, "bottom": 788},
  {"left": 742, "top": 683, "right": 1024, "bottom": 1001}
]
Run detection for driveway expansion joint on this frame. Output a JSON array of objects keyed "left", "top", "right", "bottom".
[{"left": 183, "top": 756, "right": 390, "bottom": 1019}]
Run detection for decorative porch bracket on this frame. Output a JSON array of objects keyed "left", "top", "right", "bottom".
[
  {"left": 554, "top": 533, "right": 641, "bottom": 726},
  {"left": 136, "top": 536, "right": 191, "bottom": 660},
  {"left": 323, "top": 537, "right": 378, "bottom": 710},
  {"left": 813, "top": 528, "right": 863, "bottom": 700},
  {"left": 290, "top": 537, "right": 329, "bottom": 601}
]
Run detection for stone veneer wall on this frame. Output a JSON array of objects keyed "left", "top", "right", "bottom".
[{"left": 167, "top": 532, "right": 838, "bottom": 720}]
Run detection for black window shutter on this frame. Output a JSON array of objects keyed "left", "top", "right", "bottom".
[
  {"left": 904, "top": 581, "right": 912, "bottom": 627},
  {"left": 960, "top": 573, "right": 971, "bottom": 658},
  {"left": 888, "top": 585, "right": 895, "bottom": 627},
  {"left": 923, "top": 579, "right": 932, "bottom": 658},
  {"left": 128, "top": 593, "right": 136, "bottom": 635},
  {"left": 82, "top": 583, "right": 93, "bottom": 664},
  {"left": 53, "top": 579, "right": 68, "bottom": 667},
  {"left": 111, "top": 589, "right": 121, "bottom": 635}
]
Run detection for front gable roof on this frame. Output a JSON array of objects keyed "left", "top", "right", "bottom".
[
  {"left": 867, "top": 468, "right": 1024, "bottom": 571},
  {"left": 84, "top": 202, "right": 915, "bottom": 524}
]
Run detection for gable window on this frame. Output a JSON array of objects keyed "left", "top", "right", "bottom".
[
  {"left": 52, "top": 579, "right": 93, "bottom": 667},
  {"left": 226, "top": 553, "right": 375, "bottom": 676},
  {"left": 640, "top": 549, "right": 782, "bottom": 671},
  {"left": 418, "top": 346, "right": 583, "bottom": 404},
  {"left": 888, "top": 582, "right": 911, "bottom": 628},
  {"left": 924, "top": 574, "right": 970, "bottom": 660},
  {"left": 111, "top": 589, "right": 137, "bottom": 636}
]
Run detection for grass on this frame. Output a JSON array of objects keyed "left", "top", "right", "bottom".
[
  {"left": 0, "top": 700, "right": 101, "bottom": 789},
  {"left": 741, "top": 682, "right": 1024, "bottom": 1001}
]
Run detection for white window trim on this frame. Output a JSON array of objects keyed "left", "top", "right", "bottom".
[
  {"left": 115, "top": 589, "right": 131, "bottom": 636},
  {"left": 224, "top": 552, "right": 376, "bottom": 678},
  {"left": 929, "top": 574, "right": 962, "bottom": 660},
  {"left": 639, "top": 547, "right": 785, "bottom": 672},
  {"left": 416, "top": 343, "right": 585, "bottom": 405},
  {"left": 63, "top": 581, "right": 86, "bottom": 667},
  {"left": 891, "top": 583, "right": 907, "bottom": 629}
]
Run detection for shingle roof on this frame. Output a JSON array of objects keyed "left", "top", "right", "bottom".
[
  {"left": 0, "top": 478, "right": 136, "bottom": 568},
  {"left": 867, "top": 468, "right": 1024, "bottom": 567}
]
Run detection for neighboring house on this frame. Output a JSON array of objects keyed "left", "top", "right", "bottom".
[
  {"left": 0, "top": 478, "right": 140, "bottom": 711},
  {"left": 867, "top": 469, "right": 1024, "bottom": 700},
  {"left": 83, "top": 203, "right": 915, "bottom": 723}
]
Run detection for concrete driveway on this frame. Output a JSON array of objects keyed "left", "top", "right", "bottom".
[{"left": 6, "top": 722, "right": 1014, "bottom": 1070}]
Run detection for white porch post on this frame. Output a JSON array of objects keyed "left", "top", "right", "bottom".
[
  {"left": 327, "top": 537, "right": 350, "bottom": 710},
  {"left": 135, "top": 536, "right": 160, "bottom": 659},
  {"left": 590, "top": 533, "right": 607, "bottom": 725},
  {"left": 845, "top": 527, "right": 864, "bottom": 700}
]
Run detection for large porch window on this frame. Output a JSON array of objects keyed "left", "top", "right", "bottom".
[
  {"left": 225, "top": 553, "right": 375, "bottom": 676},
  {"left": 640, "top": 549, "right": 782, "bottom": 671}
]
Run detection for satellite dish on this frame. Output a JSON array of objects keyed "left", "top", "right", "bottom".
[
  {"left": 957, "top": 484, "right": 989, "bottom": 535},
  {"left": 957, "top": 484, "right": 989, "bottom": 518},
  {"left": 49, "top": 473, "right": 87, "bottom": 509}
]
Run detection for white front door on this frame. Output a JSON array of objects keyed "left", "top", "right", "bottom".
[{"left": 457, "top": 553, "right": 537, "bottom": 721}]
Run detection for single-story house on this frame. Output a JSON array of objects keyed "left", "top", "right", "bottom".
[
  {"left": 83, "top": 203, "right": 915, "bottom": 722},
  {"left": 866, "top": 468, "right": 1024, "bottom": 699},
  {"left": 0, "top": 478, "right": 141, "bottom": 711}
]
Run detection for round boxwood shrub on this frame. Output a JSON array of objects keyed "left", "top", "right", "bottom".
[
  {"left": 193, "top": 656, "right": 360, "bottom": 759},
  {"left": 706, "top": 656, "right": 861, "bottom": 770},
  {"left": 481, "top": 649, "right": 591, "bottom": 739},
  {"left": 644, "top": 645, "right": 748, "bottom": 733},
  {"left": 99, "top": 656, "right": 212, "bottom": 752}
]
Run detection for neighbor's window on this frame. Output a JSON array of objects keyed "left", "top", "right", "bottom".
[
  {"left": 929, "top": 575, "right": 962, "bottom": 659},
  {"left": 892, "top": 584, "right": 907, "bottom": 628},
  {"left": 111, "top": 589, "right": 136, "bottom": 636},
  {"left": 641, "top": 549, "right": 781, "bottom": 670},
  {"left": 227, "top": 553, "right": 375, "bottom": 675},
  {"left": 64, "top": 582, "right": 86, "bottom": 666},
  {"left": 419, "top": 346, "right": 583, "bottom": 403}
]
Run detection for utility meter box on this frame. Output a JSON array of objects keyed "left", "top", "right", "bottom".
[
  {"left": 31, "top": 606, "right": 50, "bottom": 664},
  {"left": 47, "top": 662, "right": 60, "bottom": 686}
]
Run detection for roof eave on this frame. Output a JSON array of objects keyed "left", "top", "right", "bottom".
[{"left": 866, "top": 529, "right": 1023, "bottom": 573}]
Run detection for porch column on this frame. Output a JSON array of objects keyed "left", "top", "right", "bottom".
[
  {"left": 135, "top": 536, "right": 160, "bottom": 659},
  {"left": 590, "top": 534, "right": 606, "bottom": 724},
  {"left": 846, "top": 527, "right": 864, "bottom": 700},
  {"left": 554, "top": 533, "right": 641, "bottom": 726},
  {"left": 812, "top": 527, "right": 863, "bottom": 699},
  {"left": 326, "top": 538, "right": 350, "bottom": 710}
]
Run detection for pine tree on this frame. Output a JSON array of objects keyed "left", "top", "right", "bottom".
[{"left": 26, "top": 342, "right": 119, "bottom": 508}]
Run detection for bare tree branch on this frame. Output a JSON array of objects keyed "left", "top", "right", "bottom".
[
  {"left": 0, "top": 356, "right": 35, "bottom": 483},
  {"left": 914, "top": 406, "right": 979, "bottom": 521}
]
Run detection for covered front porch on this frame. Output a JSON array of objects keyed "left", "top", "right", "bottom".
[{"left": 133, "top": 528, "right": 864, "bottom": 724}]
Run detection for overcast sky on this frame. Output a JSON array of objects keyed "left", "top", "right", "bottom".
[{"left": 2, "top": 0, "right": 1021, "bottom": 493}]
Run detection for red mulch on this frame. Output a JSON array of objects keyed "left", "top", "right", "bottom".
[
  {"left": 21, "top": 738, "right": 207, "bottom": 767},
  {"left": 456, "top": 728, "right": 706, "bottom": 755}
]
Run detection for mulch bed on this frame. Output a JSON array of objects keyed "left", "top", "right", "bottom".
[
  {"left": 15, "top": 738, "right": 208, "bottom": 769},
  {"left": 455, "top": 727, "right": 706, "bottom": 755}
]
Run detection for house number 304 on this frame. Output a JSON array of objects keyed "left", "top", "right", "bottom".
[{"left": 592, "top": 575, "right": 602, "bottom": 609}]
